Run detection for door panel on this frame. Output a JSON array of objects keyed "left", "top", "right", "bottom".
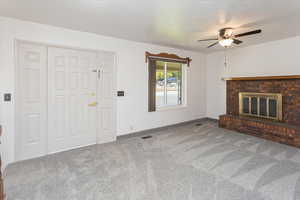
[
  {"left": 17, "top": 42, "right": 47, "bottom": 160},
  {"left": 48, "top": 48, "right": 68, "bottom": 152},
  {"left": 48, "top": 48, "right": 97, "bottom": 153},
  {"left": 54, "top": 96, "right": 66, "bottom": 139},
  {"left": 97, "top": 52, "right": 117, "bottom": 143},
  {"left": 25, "top": 114, "right": 40, "bottom": 143}
]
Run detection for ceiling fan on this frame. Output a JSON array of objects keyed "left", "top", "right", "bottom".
[{"left": 198, "top": 28, "right": 262, "bottom": 48}]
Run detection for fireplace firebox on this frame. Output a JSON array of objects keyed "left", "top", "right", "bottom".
[{"left": 239, "top": 92, "right": 282, "bottom": 121}]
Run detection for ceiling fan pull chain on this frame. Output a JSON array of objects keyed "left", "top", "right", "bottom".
[{"left": 224, "top": 48, "right": 228, "bottom": 68}]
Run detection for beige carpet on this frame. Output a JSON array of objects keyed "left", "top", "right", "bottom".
[{"left": 4, "top": 120, "right": 300, "bottom": 200}]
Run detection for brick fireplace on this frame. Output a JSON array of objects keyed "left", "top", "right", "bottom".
[{"left": 219, "top": 75, "right": 300, "bottom": 147}]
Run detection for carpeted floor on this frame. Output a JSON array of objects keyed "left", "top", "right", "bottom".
[{"left": 4, "top": 120, "right": 300, "bottom": 200}]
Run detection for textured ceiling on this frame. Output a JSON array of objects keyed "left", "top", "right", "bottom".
[{"left": 1, "top": 0, "right": 300, "bottom": 52}]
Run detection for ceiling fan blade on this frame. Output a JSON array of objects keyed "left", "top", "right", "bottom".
[
  {"left": 207, "top": 41, "right": 219, "bottom": 48},
  {"left": 198, "top": 38, "right": 218, "bottom": 42},
  {"left": 233, "top": 39, "right": 243, "bottom": 45},
  {"left": 235, "top": 29, "right": 262, "bottom": 38}
]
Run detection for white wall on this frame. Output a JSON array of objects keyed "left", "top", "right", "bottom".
[
  {"left": 206, "top": 36, "right": 300, "bottom": 119},
  {"left": 0, "top": 17, "right": 206, "bottom": 167}
]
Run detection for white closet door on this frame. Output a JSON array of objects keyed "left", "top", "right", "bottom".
[
  {"left": 17, "top": 42, "right": 47, "bottom": 160},
  {"left": 97, "top": 52, "right": 117, "bottom": 143},
  {"left": 48, "top": 47, "right": 98, "bottom": 153}
]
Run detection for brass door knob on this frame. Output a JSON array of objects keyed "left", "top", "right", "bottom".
[{"left": 88, "top": 102, "right": 98, "bottom": 107}]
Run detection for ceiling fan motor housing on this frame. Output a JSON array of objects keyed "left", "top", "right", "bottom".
[{"left": 219, "top": 27, "right": 234, "bottom": 39}]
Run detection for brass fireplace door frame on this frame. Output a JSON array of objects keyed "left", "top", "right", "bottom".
[{"left": 239, "top": 92, "right": 282, "bottom": 121}]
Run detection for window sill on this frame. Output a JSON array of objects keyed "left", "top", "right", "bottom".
[{"left": 156, "top": 105, "right": 188, "bottom": 112}]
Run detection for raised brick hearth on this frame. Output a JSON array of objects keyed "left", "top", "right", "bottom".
[
  {"left": 219, "top": 76, "right": 300, "bottom": 147},
  {"left": 219, "top": 115, "right": 300, "bottom": 147}
]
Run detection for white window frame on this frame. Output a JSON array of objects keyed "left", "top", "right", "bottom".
[{"left": 156, "top": 62, "right": 187, "bottom": 111}]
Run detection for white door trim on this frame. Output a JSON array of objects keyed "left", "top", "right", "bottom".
[{"left": 15, "top": 39, "right": 117, "bottom": 162}]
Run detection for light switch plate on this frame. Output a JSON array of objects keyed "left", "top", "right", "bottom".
[
  {"left": 4, "top": 93, "right": 11, "bottom": 102},
  {"left": 117, "top": 91, "right": 125, "bottom": 97}
]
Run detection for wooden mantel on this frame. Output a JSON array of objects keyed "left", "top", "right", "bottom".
[{"left": 222, "top": 75, "right": 300, "bottom": 81}]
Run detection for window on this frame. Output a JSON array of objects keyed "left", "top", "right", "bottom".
[
  {"left": 151, "top": 60, "right": 185, "bottom": 110},
  {"left": 149, "top": 60, "right": 185, "bottom": 111},
  {"left": 147, "top": 52, "right": 191, "bottom": 112}
]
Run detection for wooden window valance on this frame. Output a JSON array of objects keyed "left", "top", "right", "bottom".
[{"left": 145, "top": 52, "right": 192, "bottom": 66}]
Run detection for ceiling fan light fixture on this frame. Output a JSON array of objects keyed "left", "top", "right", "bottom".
[{"left": 219, "top": 38, "right": 234, "bottom": 47}]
